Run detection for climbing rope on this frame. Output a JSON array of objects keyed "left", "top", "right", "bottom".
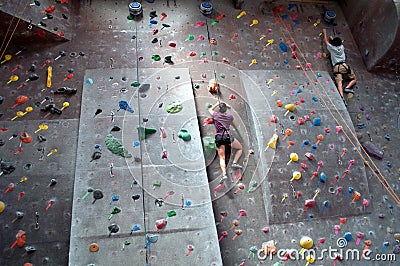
[
  {"left": 205, "top": 18, "right": 222, "bottom": 103},
  {"left": 132, "top": 22, "right": 150, "bottom": 265},
  {"left": 275, "top": 10, "right": 400, "bottom": 204},
  {"left": 0, "top": 0, "right": 29, "bottom": 61},
  {"left": 0, "top": 0, "right": 21, "bottom": 55}
]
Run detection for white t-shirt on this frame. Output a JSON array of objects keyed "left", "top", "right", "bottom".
[{"left": 327, "top": 43, "right": 346, "bottom": 66}]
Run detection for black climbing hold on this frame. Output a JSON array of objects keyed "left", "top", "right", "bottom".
[
  {"left": 24, "top": 246, "right": 37, "bottom": 254},
  {"left": 138, "top": 84, "right": 150, "bottom": 93},
  {"left": 62, "top": 14, "right": 68, "bottom": 19},
  {"left": 94, "top": 109, "right": 102, "bottom": 117},
  {"left": 132, "top": 194, "right": 140, "bottom": 201},
  {"left": 54, "top": 87, "right": 77, "bottom": 95},
  {"left": 92, "top": 190, "right": 104, "bottom": 204},
  {"left": 108, "top": 224, "right": 119, "bottom": 236},
  {"left": 0, "top": 139, "right": 5, "bottom": 146},
  {"left": 149, "top": 10, "right": 157, "bottom": 18},
  {"left": 110, "top": 125, "right": 121, "bottom": 132},
  {"left": 29, "top": 64, "right": 36, "bottom": 72},
  {"left": 37, "top": 135, "right": 46, "bottom": 142},
  {"left": 152, "top": 37, "right": 158, "bottom": 43},
  {"left": 39, "top": 21, "right": 47, "bottom": 27},
  {"left": 90, "top": 151, "right": 102, "bottom": 162},
  {"left": 155, "top": 198, "right": 164, "bottom": 207},
  {"left": 0, "top": 159, "right": 16, "bottom": 175},
  {"left": 28, "top": 73, "right": 39, "bottom": 81},
  {"left": 164, "top": 56, "right": 173, "bottom": 64},
  {"left": 41, "top": 104, "right": 62, "bottom": 115},
  {"left": 49, "top": 179, "right": 57, "bottom": 186},
  {"left": 0, "top": 96, "right": 3, "bottom": 104}
]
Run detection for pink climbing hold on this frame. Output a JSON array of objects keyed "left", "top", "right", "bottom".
[
  {"left": 155, "top": 219, "right": 167, "bottom": 231},
  {"left": 160, "top": 127, "right": 167, "bottom": 138},
  {"left": 237, "top": 209, "right": 247, "bottom": 219},
  {"left": 186, "top": 245, "right": 194, "bottom": 256},
  {"left": 194, "top": 21, "right": 206, "bottom": 28},
  {"left": 334, "top": 224, "right": 340, "bottom": 235},
  {"left": 363, "top": 198, "right": 370, "bottom": 211},
  {"left": 214, "top": 183, "right": 224, "bottom": 197},
  {"left": 161, "top": 149, "right": 167, "bottom": 159}
]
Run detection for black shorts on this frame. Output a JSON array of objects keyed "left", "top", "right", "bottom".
[{"left": 215, "top": 134, "right": 234, "bottom": 147}]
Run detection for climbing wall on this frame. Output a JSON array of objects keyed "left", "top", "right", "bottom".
[
  {"left": 0, "top": 0, "right": 74, "bottom": 42},
  {"left": 69, "top": 67, "right": 222, "bottom": 265},
  {"left": 242, "top": 69, "right": 370, "bottom": 224}
]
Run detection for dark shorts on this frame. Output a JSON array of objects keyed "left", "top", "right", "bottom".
[{"left": 215, "top": 134, "right": 234, "bottom": 147}]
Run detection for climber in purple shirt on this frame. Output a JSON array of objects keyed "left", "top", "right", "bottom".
[{"left": 209, "top": 102, "right": 243, "bottom": 183}]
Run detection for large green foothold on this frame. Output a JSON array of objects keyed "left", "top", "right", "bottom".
[
  {"left": 202, "top": 136, "right": 216, "bottom": 160},
  {"left": 105, "top": 134, "right": 132, "bottom": 158},
  {"left": 166, "top": 102, "right": 183, "bottom": 113},
  {"left": 205, "top": 102, "right": 212, "bottom": 108},
  {"left": 178, "top": 128, "right": 191, "bottom": 141},
  {"left": 138, "top": 126, "right": 157, "bottom": 140}
]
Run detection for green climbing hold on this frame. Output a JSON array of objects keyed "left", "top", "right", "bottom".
[
  {"left": 127, "top": 14, "right": 134, "bottom": 20},
  {"left": 152, "top": 54, "right": 161, "bottom": 61},
  {"left": 194, "top": 83, "right": 200, "bottom": 89},
  {"left": 138, "top": 126, "right": 157, "bottom": 140},
  {"left": 105, "top": 134, "right": 132, "bottom": 158},
  {"left": 178, "top": 128, "right": 191, "bottom": 141},
  {"left": 219, "top": 73, "right": 225, "bottom": 78},
  {"left": 200, "top": 51, "right": 206, "bottom": 57},
  {"left": 205, "top": 103, "right": 212, "bottom": 108},
  {"left": 166, "top": 102, "right": 183, "bottom": 113},
  {"left": 131, "top": 81, "right": 140, "bottom": 87},
  {"left": 167, "top": 210, "right": 177, "bottom": 217},
  {"left": 185, "top": 34, "right": 194, "bottom": 41},
  {"left": 211, "top": 20, "right": 219, "bottom": 26},
  {"left": 153, "top": 180, "right": 161, "bottom": 188},
  {"left": 202, "top": 136, "right": 216, "bottom": 161},
  {"left": 212, "top": 51, "right": 218, "bottom": 56}
]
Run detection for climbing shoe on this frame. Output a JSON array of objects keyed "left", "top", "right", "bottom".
[
  {"left": 343, "top": 87, "right": 354, "bottom": 94},
  {"left": 219, "top": 175, "right": 228, "bottom": 184},
  {"left": 231, "top": 163, "right": 242, "bottom": 169}
]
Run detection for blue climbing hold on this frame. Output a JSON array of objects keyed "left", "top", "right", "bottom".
[
  {"left": 118, "top": 100, "right": 134, "bottom": 113},
  {"left": 279, "top": 42, "right": 288, "bottom": 52}
]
